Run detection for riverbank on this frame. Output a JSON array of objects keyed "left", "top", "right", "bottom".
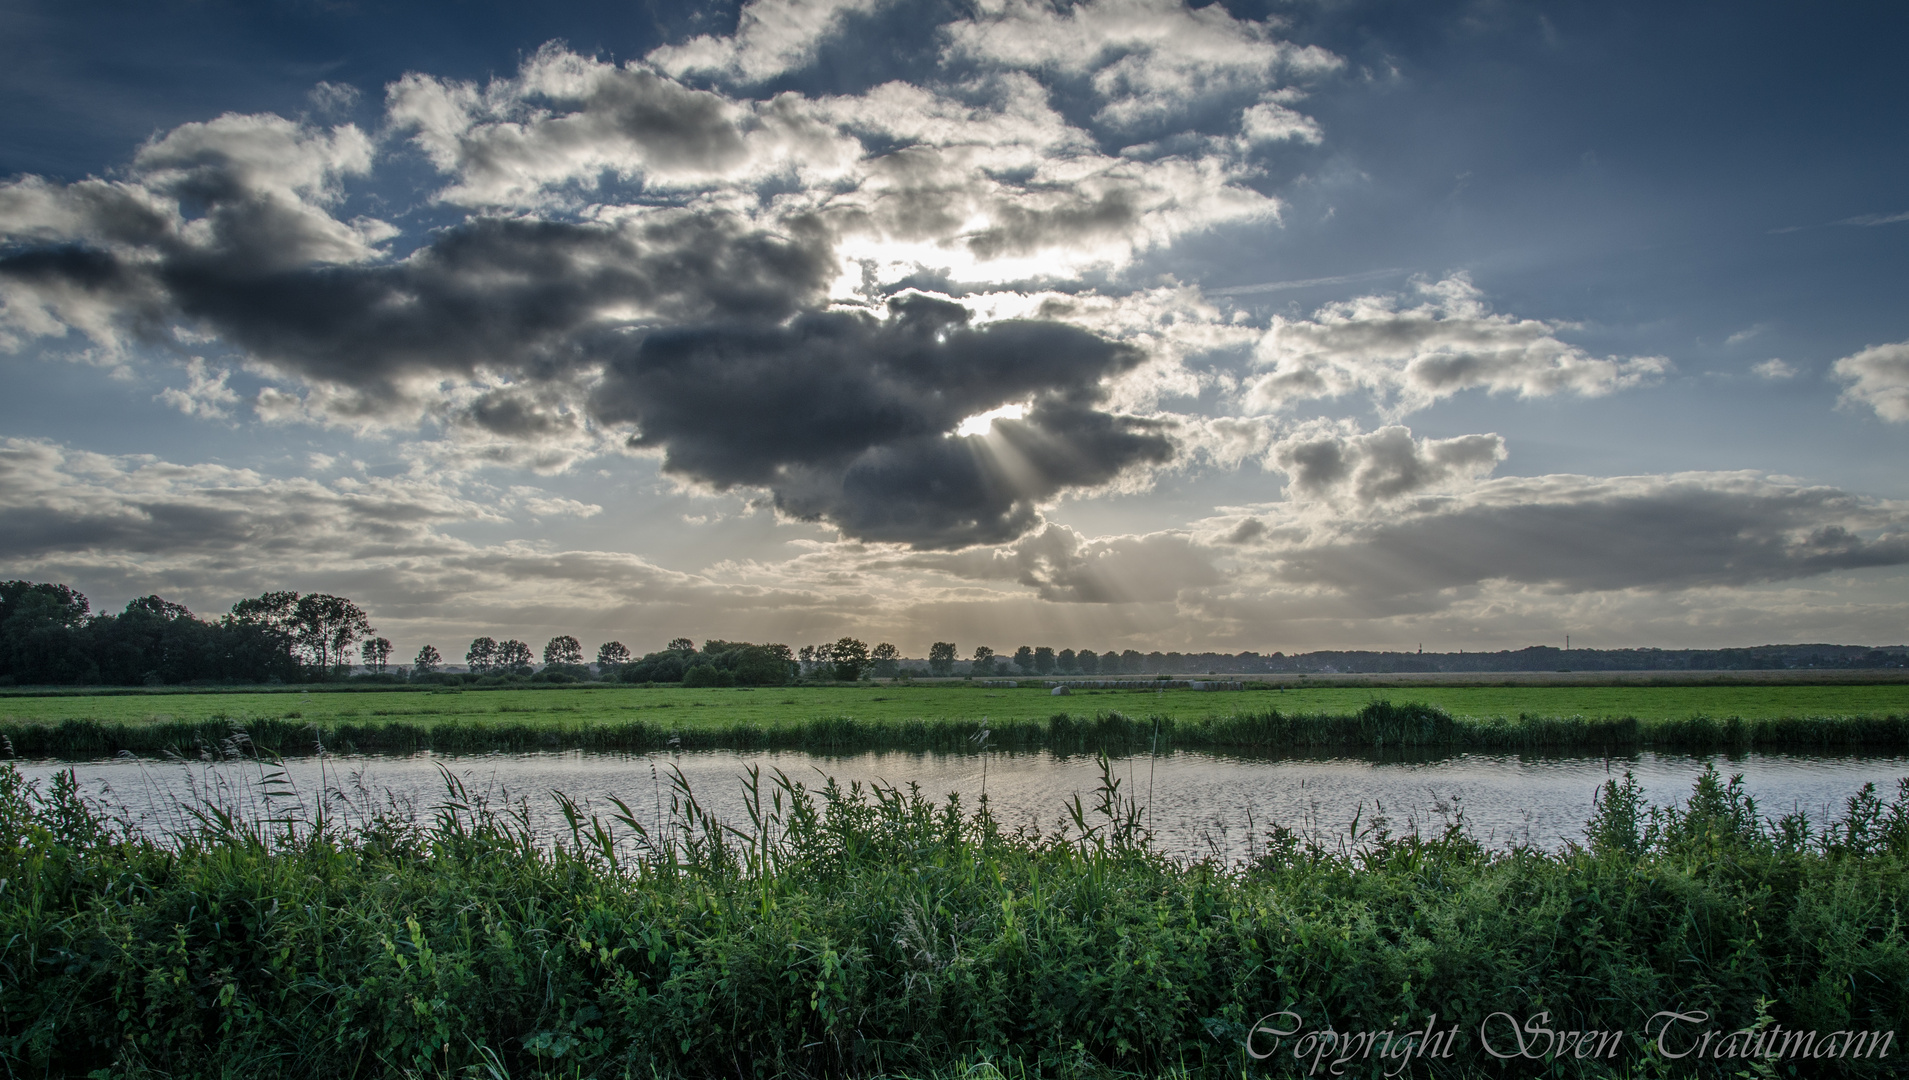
[
  {"left": 5, "top": 699, "right": 1909, "bottom": 759},
  {"left": 4, "top": 760, "right": 1905, "bottom": 1078}
]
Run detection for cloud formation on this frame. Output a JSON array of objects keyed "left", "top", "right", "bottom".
[
  {"left": 901, "top": 521, "right": 1219, "bottom": 603},
  {"left": 2, "top": 9, "right": 1325, "bottom": 548},
  {"left": 1246, "top": 275, "right": 1668, "bottom": 417},
  {"left": 3, "top": 0, "right": 1900, "bottom": 654},
  {"left": 595, "top": 293, "right": 1171, "bottom": 546},
  {"left": 1833, "top": 340, "right": 1909, "bottom": 422},
  {"left": 1268, "top": 421, "right": 1505, "bottom": 505},
  {"left": 1242, "top": 472, "right": 1909, "bottom": 603}
]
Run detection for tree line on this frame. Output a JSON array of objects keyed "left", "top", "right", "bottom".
[
  {"left": 9, "top": 578, "right": 1900, "bottom": 688},
  {"left": 0, "top": 581, "right": 925, "bottom": 688},
  {"left": 0, "top": 580, "right": 1176, "bottom": 689},
  {"left": 0, "top": 582, "right": 390, "bottom": 687}
]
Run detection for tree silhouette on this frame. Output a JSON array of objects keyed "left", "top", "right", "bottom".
[
  {"left": 466, "top": 637, "right": 498, "bottom": 674},
  {"left": 413, "top": 644, "right": 442, "bottom": 674},
  {"left": 543, "top": 635, "right": 583, "bottom": 666},
  {"left": 928, "top": 641, "right": 957, "bottom": 676},
  {"left": 498, "top": 640, "right": 534, "bottom": 673},
  {"left": 596, "top": 641, "right": 631, "bottom": 669},
  {"left": 361, "top": 636, "right": 392, "bottom": 674},
  {"left": 830, "top": 637, "right": 870, "bottom": 681}
]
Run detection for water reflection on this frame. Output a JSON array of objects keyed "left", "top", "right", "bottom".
[{"left": 18, "top": 747, "right": 1909, "bottom": 861}]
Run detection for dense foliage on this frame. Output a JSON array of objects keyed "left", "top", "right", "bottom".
[
  {"left": 3, "top": 757, "right": 1907, "bottom": 1078},
  {"left": 0, "top": 582, "right": 305, "bottom": 687},
  {"left": 618, "top": 640, "right": 797, "bottom": 687}
]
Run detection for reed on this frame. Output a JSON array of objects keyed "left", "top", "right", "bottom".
[
  {"left": 6, "top": 700, "right": 1909, "bottom": 760},
  {"left": 4, "top": 753, "right": 1908, "bottom": 1078}
]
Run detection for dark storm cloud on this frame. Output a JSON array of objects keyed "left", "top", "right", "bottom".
[
  {"left": 773, "top": 400, "right": 1174, "bottom": 547},
  {"left": 1272, "top": 477, "right": 1909, "bottom": 599},
  {"left": 2, "top": 191, "right": 833, "bottom": 397},
  {"left": 592, "top": 293, "right": 1174, "bottom": 546},
  {"left": 165, "top": 213, "right": 832, "bottom": 390}
]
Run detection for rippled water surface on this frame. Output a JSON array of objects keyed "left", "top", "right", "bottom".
[{"left": 19, "top": 748, "right": 1909, "bottom": 859}]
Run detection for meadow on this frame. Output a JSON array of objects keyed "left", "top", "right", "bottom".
[
  {"left": 4, "top": 758, "right": 1907, "bottom": 1078},
  {"left": 1, "top": 680, "right": 1906, "bottom": 758}
]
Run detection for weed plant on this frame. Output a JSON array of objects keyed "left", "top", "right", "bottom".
[{"left": 3, "top": 748, "right": 1909, "bottom": 1078}]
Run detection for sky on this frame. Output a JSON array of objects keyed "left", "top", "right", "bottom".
[{"left": 1, "top": 0, "right": 1906, "bottom": 661}]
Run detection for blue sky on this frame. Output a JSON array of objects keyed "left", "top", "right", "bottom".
[{"left": 1, "top": 0, "right": 1905, "bottom": 659}]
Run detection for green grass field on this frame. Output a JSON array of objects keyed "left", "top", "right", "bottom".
[{"left": 2, "top": 680, "right": 1906, "bottom": 731}]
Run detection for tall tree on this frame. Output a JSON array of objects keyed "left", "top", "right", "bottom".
[
  {"left": 1012, "top": 646, "right": 1035, "bottom": 674},
  {"left": 1033, "top": 646, "right": 1056, "bottom": 675},
  {"left": 596, "top": 641, "right": 631, "bottom": 670},
  {"left": 0, "top": 581, "right": 95, "bottom": 684},
  {"left": 928, "top": 641, "right": 957, "bottom": 676},
  {"left": 830, "top": 637, "right": 870, "bottom": 681},
  {"left": 871, "top": 642, "right": 900, "bottom": 679},
  {"left": 413, "top": 644, "right": 442, "bottom": 674},
  {"left": 230, "top": 592, "right": 373, "bottom": 673},
  {"left": 361, "top": 636, "right": 392, "bottom": 674},
  {"left": 228, "top": 591, "right": 298, "bottom": 634},
  {"left": 667, "top": 637, "right": 696, "bottom": 654},
  {"left": 971, "top": 645, "right": 995, "bottom": 676},
  {"left": 544, "top": 635, "right": 583, "bottom": 666},
  {"left": 1056, "top": 648, "right": 1077, "bottom": 674},
  {"left": 1076, "top": 649, "right": 1099, "bottom": 675},
  {"left": 466, "top": 637, "right": 498, "bottom": 674},
  {"left": 498, "top": 640, "right": 534, "bottom": 673}
]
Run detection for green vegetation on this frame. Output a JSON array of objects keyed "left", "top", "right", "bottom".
[
  {"left": 1, "top": 683, "right": 1906, "bottom": 759},
  {"left": 4, "top": 758, "right": 1908, "bottom": 1077}
]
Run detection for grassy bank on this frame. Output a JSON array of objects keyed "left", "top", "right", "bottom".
[
  {"left": 4, "top": 681, "right": 1908, "bottom": 727},
  {"left": 4, "top": 759, "right": 1908, "bottom": 1078},
  {"left": 5, "top": 698, "right": 1909, "bottom": 759}
]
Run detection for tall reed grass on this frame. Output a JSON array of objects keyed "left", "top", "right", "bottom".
[
  {"left": 3, "top": 747, "right": 1908, "bottom": 1078},
  {"left": 5, "top": 700, "right": 1908, "bottom": 760}
]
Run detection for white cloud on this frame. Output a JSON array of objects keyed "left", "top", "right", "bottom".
[
  {"left": 1239, "top": 95, "right": 1322, "bottom": 145},
  {"left": 1751, "top": 358, "right": 1796, "bottom": 380},
  {"left": 1832, "top": 340, "right": 1909, "bottom": 422},
  {"left": 510, "top": 486, "right": 604, "bottom": 518},
  {"left": 155, "top": 358, "right": 240, "bottom": 419},
  {"left": 1267, "top": 421, "right": 1506, "bottom": 506},
  {"left": 942, "top": 0, "right": 1339, "bottom": 131},
  {"left": 1245, "top": 274, "right": 1668, "bottom": 417},
  {"left": 649, "top": 0, "right": 889, "bottom": 84},
  {"left": 1835, "top": 210, "right": 1909, "bottom": 227},
  {"left": 903, "top": 522, "right": 1220, "bottom": 603}
]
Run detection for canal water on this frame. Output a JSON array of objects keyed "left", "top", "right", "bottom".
[{"left": 15, "top": 748, "right": 1909, "bottom": 861}]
